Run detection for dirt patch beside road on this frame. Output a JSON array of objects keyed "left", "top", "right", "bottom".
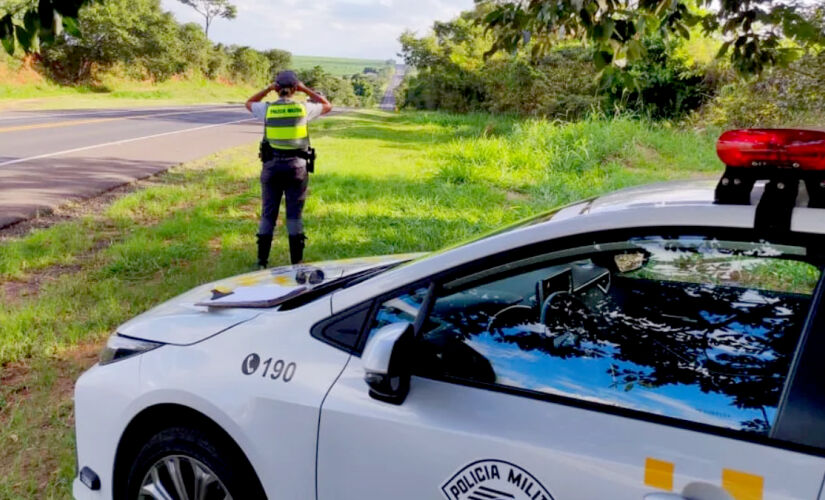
[{"left": 0, "top": 342, "right": 101, "bottom": 498}]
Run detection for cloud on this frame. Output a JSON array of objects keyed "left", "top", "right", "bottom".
[
  {"left": 160, "top": 0, "right": 474, "bottom": 59},
  {"left": 637, "top": 391, "right": 736, "bottom": 429}
]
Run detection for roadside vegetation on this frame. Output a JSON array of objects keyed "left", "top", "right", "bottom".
[
  {"left": 397, "top": 3, "right": 825, "bottom": 129},
  {"left": 0, "top": 109, "right": 720, "bottom": 497},
  {"left": 0, "top": 64, "right": 256, "bottom": 109},
  {"left": 0, "top": 0, "right": 393, "bottom": 109}
]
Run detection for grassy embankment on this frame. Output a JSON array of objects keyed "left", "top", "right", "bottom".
[
  {"left": 0, "top": 55, "right": 392, "bottom": 110},
  {"left": 0, "top": 58, "right": 256, "bottom": 109},
  {"left": 0, "top": 110, "right": 720, "bottom": 498}
]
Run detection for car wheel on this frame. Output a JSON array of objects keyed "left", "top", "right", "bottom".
[{"left": 125, "top": 426, "right": 263, "bottom": 500}]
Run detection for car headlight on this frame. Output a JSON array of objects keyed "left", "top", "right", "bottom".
[{"left": 100, "top": 334, "right": 163, "bottom": 365}]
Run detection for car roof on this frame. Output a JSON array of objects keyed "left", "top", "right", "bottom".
[
  {"left": 584, "top": 180, "right": 721, "bottom": 213},
  {"left": 333, "top": 180, "right": 824, "bottom": 312},
  {"left": 533, "top": 178, "right": 822, "bottom": 227},
  {"left": 556, "top": 179, "right": 774, "bottom": 218}
]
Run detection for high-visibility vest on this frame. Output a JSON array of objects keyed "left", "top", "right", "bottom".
[{"left": 264, "top": 101, "right": 310, "bottom": 151}]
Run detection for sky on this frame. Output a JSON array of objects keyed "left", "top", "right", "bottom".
[{"left": 160, "top": 0, "right": 475, "bottom": 61}]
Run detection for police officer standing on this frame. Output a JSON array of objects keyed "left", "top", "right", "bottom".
[{"left": 245, "top": 71, "right": 332, "bottom": 268}]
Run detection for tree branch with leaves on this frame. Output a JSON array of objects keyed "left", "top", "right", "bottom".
[
  {"left": 480, "top": 0, "right": 824, "bottom": 76},
  {"left": 176, "top": 0, "right": 236, "bottom": 38},
  {"left": 0, "top": 0, "right": 91, "bottom": 55}
]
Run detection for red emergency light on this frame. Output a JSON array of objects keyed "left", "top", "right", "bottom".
[
  {"left": 715, "top": 129, "right": 825, "bottom": 226},
  {"left": 716, "top": 129, "right": 825, "bottom": 171}
]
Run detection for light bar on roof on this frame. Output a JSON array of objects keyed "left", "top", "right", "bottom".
[
  {"left": 714, "top": 129, "right": 825, "bottom": 225},
  {"left": 717, "top": 129, "right": 825, "bottom": 171}
]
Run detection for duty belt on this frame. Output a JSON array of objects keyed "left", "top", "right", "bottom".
[{"left": 259, "top": 141, "right": 317, "bottom": 173}]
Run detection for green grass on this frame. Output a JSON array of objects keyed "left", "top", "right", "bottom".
[
  {"left": 0, "top": 110, "right": 720, "bottom": 498},
  {"left": 0, "top": 69, "right": 256, "bottom": 110},
  {"left": 629, "top": 254, "right": 820, "bottom": 295},
  {"left": 292, "top": 54, "right": 393, "bottom": 76},
  {"left": 0, "top": 53, "right": 392, "bottom": 111}
]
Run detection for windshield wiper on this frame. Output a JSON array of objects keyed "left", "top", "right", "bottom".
[{"left": 279, "top": 262, "right": 403, "bottom": 310}]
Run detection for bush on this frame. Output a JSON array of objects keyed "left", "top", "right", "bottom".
[
  {"left": 177, "top": 23, "right": 211, "bottom": 76},
  {"left": 230, "top": 46, "right": 270, "bottom": 86},
  {"left": 602, "top": 37, "right": 712, "bottom": 119},
  {"left": 264, "top": 49, "right": 292, "bottom": 81},
  {"left": 206, "top": 44, "right": 232, "bottom": 80},
  {"left": 403, "top": 65, "right": 486, "bottom": 112},
  {"left": 692, "top": 52, "right": 825, "bottom": 128},
  {"left": 482, "top": 48, "right": 603, "bottom": 119},
  {"left": 398, "top": 5, "right": 724, "bottom": 120},
  {"left": 351, "top": 73, "right": 380, "bottom": 106},
  {"left": 297, "top": 65, "right": 361, "bottom": 106}
]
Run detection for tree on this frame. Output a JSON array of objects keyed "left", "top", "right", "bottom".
[
  {"left": 263, "top": 48, "right": 291, "bottom": 80},
  {"left": 43, "top": 0, "right": 187, "bottom": 81},
  {"left": 0, "top": 0, "right": 91, "bottom": 55},
  {"left": 297, "top": 65, "right": 361, "bottom": 106},
  {"left": 203, "top": 43, "right": 230, "bottom": 79},
  {"left": 176, "top": 0, "right": 236, "bottom": 38},
  {"left": 351, "top": 73, "right": 377, "bottom": 106},
  {"left": 178, "top": 22, "right": 211, "bottom": 75},
  {"left": 481, "top": 0, "right": 825, "bottom": 75},
  {"left": 230, "top": 45, "right": 269, "bottom": 85}
]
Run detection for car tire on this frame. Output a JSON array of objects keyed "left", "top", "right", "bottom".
[{"left": 124, "top": 426, "right": 265, "bottom": 500}]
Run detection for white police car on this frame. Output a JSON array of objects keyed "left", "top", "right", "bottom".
[{"left": 74, "top": 129, "right": 825, "bottom": 500}]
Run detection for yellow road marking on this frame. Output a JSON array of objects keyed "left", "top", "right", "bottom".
[
  {"left": 0, "top": 116, "right": 126, "bottom": 133},
  {"left": 644, "top": 457, "right": 674, "bottom": 491},
  {"left": 0, "top": 108, "right": 231, "bottom": 134},
  {"left": 722, "top": 469, "right": 763, "bottom": 500}
]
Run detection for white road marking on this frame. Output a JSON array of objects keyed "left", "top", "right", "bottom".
[
  {"left": 0, "top": 104, "right": 239, "bottom": 122},
  {"left": 0, "top": 107, "right": 249, "bottom": 133},
  {"left": 0, "top": 117, "right": 255, "bottom": 168}
]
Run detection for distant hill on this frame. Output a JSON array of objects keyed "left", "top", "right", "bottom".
[{"left": 291, "top": 55, "right": 394, "bottom": 76}]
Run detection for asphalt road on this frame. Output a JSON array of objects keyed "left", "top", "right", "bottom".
[
  {"left": 0, "top": 104, "right": 260, "bottom": 229},
  {"left": 380, "top": 65, "right": 406, "bottom": 111}
]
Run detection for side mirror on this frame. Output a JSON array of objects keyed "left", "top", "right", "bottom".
[{"left": 362, "top": 322, "right": 414, "bottom": 405}]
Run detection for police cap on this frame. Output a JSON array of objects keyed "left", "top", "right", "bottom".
[{"left": 275, "top": 71, "right": 299, "bottom": 88}]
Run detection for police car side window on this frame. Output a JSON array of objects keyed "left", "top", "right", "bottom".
[
  {"left": 417, "top": 236, "right": 822, "bottom": 436},
  {"left": 363, "top": 287, "right": 429, "bottom": 345}
]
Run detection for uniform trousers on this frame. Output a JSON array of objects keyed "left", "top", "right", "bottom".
[{"left": 258, "top": 156, "right": 308, "bottom": 237}]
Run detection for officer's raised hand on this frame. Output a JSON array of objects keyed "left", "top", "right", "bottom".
[{"left": 296, "top": 82, "right": 333, "bottom": 115}]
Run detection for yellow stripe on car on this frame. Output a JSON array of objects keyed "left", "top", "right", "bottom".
[
  {"left": 722, "top": 469, "right": 763, "bottom": 500},
  {"left": 644, "top": 457, "right": 674, "bottom": 491}
]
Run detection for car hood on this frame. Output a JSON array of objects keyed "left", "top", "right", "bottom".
[{"left": 117, "top": 253, "right": 422, "bottom": 346}]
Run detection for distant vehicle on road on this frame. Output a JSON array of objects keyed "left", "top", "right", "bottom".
[{"left": 73, "top": 129, "right": 825, "bottom": 500}]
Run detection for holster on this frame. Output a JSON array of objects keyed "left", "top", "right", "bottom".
[
  {"left": 259, "top": 142, "right": 316, "bottom": 174},
  {"left": 303, "top": 147, "right": 317, "bottom": 174},
  {"left": 259, "top": 140, "right": 274, "bottom": 162}
]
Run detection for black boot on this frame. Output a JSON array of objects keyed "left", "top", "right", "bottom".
[
  {"left": 288, "top": 233, "right": 306, "bottom": 265},
  {"left": 256, "top": 234, "right": 273, "bottom": 268}
]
